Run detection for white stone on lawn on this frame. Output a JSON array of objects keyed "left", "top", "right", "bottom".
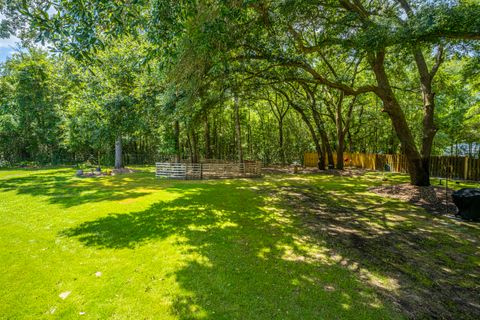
[{"left": 59, "top": 291, "right": 71, "bottom": 300}]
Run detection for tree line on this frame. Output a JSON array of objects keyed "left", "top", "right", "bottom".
[{"left": 0, "top": 0, "right": 479, "bottom": 185}]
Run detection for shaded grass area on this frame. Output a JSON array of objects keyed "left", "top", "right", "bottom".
[
  {"left": 269, "top": 173, "right": 480, "bottom": 319},
  {"left": 0, "top": 168, "right": 478, "bottom": 319}
]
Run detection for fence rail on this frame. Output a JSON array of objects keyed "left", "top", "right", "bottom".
[
  {"left": 304, "top": 152, "right": 480, "bottom": 181},
  {"left": 155, "top": 161, "right": 262, "bottom": 180}
]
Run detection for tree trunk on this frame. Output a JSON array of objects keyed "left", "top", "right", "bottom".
[
  {"left": 204, "top": 112, "right": 211, "bottom": 159},
  {"left": 347, "top": 131, "right": 353, "bottom": 152},
  {"left": 234, "top": 94, "right": 243, "bottom": 163},
  {"left": 370, "top": 51, "right": 430, "bottom": 186},
  {"left": 114, "top": 135, "right": 123, "bottom": 169},
  {"left": 336, "top": 133, "right": 345, "bottom": 170},
  {"left": 186, "top": 131, "right": 193, "bottom": 162},
  {"left": 316, "top": 143, "right": 325, "bottom": 171},
  {"left": 248, "top": 111, "right": 253, "bottom": 159},
  {"left": 279, "top": 118, "right": 285, "bottom": 165},
  {"left": 290, "top": 104, "right": 325, "bottom": 169},
  {"left": 191, "top": 128, "right": 199, "bottom": 163},
  {"left": 310, "top": 101, "right": 333, "bottom": 168},
  {"left": 335, "top": 93, "right": 356, "bottom": 170},
  {"left": 398, "top": 0, "right": 441, "bottom": 175},
  {"left": 414, "top": 50, "right": 441, "bottom": 182},
  {"left": 213, "top": 113, "right": 219, "bottom": 159},
  {"left": 319, "top": 130, "right": 334, "bottom": 168},
  {"left": 174, "top": 121, "right": 180, "bottom": 163},
  {"left": 335, "top": 95, "right": 344, "bottom": 170}
]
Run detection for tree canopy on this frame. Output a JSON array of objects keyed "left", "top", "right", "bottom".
[{"left": 0, "top": 0, "right": 478, "bottom": 185}]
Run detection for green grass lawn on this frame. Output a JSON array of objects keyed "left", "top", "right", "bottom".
[{"left": 1, "top": 168, "right": 479, "bottom": 319}]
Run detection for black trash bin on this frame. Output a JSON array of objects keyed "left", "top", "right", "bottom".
[{"left": 452, "top": 188, "right": 480, "bottom": 221}]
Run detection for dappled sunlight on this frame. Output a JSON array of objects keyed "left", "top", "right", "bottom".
[
  {"left": 279, "top": 176, "right": 320, "bottom": 183},
  {"left": 2, "top": 168, "right": 478, "bottom": 319},
  {"left": 55, "top": 175, "right": 398, "bottom": 319},
  {"left": 265, "top": 174, "right": 480, "bottom": 318},
  {"left": 0, "top": 169, "right": 175, "bottom": 208}
]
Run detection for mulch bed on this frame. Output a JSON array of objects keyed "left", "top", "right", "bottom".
[
  {"left": 77, "top": 167, "right": 139, "bottom": 177},
  {"left": 112, "top": 168, "right": 139, "bottom": 175},
  {"left": 369, "top": 183, "right": 457, "bottom": 215}
]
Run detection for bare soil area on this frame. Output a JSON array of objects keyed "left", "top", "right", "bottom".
[{"left": 369, "top": 183, "right": 458, "bottom": 215}]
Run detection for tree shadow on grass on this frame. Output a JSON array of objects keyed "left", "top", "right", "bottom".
[
  {"left": 271, "top": 180, "right": 480, "bottom": 319},
  {"left": 0, "top": 169, "right": 161, "bottom": 208},
  {"left": 61, "top": 182, "right": 399, "bottom": 319}
]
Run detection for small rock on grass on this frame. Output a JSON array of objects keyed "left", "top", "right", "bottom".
[
  {"left": 95, "top": 271, "right": 102, "bottom": 277},
  {"left": 59, "top": 291, "right": 71, "bottom": 300}
]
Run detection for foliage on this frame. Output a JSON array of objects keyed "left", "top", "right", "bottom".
[
  {"left": 0, "top": 1, "right": 478, "bottom": 180},
  {"left": 0, "top": 48, "right": 67, "bottom": 163}
]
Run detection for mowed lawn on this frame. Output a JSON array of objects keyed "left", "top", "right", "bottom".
[{"left": 1, "top": 168, "right": 479, "bottom": 319}]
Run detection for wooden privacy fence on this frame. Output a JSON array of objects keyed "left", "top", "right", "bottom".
[
  {"left": 304, "top": 152, "right": 480, "bottom": 181},
  {"left": 156, "top": 161, "right": 262, "bottom": 180}
]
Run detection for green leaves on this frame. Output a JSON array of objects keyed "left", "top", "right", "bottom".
[{"left": 0, "top": 48, "right": 66, "bottom": 162}]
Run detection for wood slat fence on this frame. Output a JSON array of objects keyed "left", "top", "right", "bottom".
[
  {"left": 304, "top": 152, "right": 480, "bottom": 181},
  {"left": 156, "top": 161, "right": 262, "bottom": 180}
]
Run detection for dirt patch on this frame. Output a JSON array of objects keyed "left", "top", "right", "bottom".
[
  {"left": 79, "top": 171, "right": 110, "bottom": 177},
  {"left": 369, "top": 183, "right": 457, "bottom": 215},
  {"left": 112, "top": 168, "right": 140, "bottom": 175}
]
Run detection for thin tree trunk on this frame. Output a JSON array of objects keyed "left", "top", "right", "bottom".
[
  {"left": 336, "top": 133, "right": 345, "bottom": 170},
  {"left": 279, "top": 118, "right": 285, "bottom": 165},
  {"left": 234, "top": 94, "right": 243, "bottom": 163},
  {"left": 213, "top": 112, "right": 219, "bottom": 159},
  {"left": 114, "top": 135, "right": 123, "bottom": 169},
  {"left": 278, "top": 90, "right": 325, "bottom": 169},
  {"left": 291, "top": 104, "right": 325, "bottom": 170},
  {"left": 174, "top": 121, "right": 180, "bottom": 163},
  {"left": 308, "top": 93, "right": 333, "bottom": 168},
  {"left": 248, "top": 110, "right": 253, "bottom": 159},
  {"left": 336, "top": 96, "right": 356, "bottom": 170},
  {"left": 186, "top": 130, "right": 193, "bottom": 162},
  {"left": 192, "top": 128, "right": 199, "bottom": 163},
  {"left": 204, "top": 112, "right": 211, "bottom": 159},
  {"left": 311, "top": 110, "right": 333, "bottom": 168},
  {"left": 335, "top": 94, "right": 344, "bottom": 170},
  {"left": 347, "top": 131, "right": 354, "bottom": 152},
  {"left": 320, "top": 130, "right": 334, "bottom": 168}
]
